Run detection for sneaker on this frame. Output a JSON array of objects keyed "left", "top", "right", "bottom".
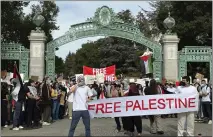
[
  {"left": 208, "top": 120, "right": 212, "bottom": 124},
  {"left": 12, "top": 127, "right": 19, "bottom": 131},
  {"left": 69, "top": 117, "right": 72, "bottom": 120},
  {"left": 42, "top": 122, "right": 51, "bottom": 126},
  {"left": 19, "top": 126, "right": 24, "bottom": 129},
  {"left": 4, "top": 125, "right": 8, "bottom": 128}
]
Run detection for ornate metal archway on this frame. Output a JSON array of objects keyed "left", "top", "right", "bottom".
[
  {"left": 1, "top": 43, "right": 30, "bottom": 80},
  {"left": 46, "top": 6, "right": 162, "bottom": 80},
  {"left": 179, "top": 46, "right": 212, "bottom": 80}
]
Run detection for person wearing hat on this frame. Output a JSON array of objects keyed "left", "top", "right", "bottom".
[
  {"left": 126, "top": 79, "right": 142, "bottom": 136},
  {"left": 68, "top": 75, "right": 93, "bottom": 137}
]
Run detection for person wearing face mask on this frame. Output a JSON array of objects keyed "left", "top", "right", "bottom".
[
  {"left": 176, "top": 76, "right": 199, "bottom": 136},
  {"left": 68, "top": 76, "right": 93, "bottom": 137},
  {"left": 39, "top": 77, "right": 52, "bottom": 126},
  {"left": 25, "top": 79, "right": 41, "bottom": 129},
  {"left": 200, "top": 80, "right": 212, "bottom": 124}
]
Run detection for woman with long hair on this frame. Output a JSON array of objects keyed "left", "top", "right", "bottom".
[
  {"left": 40, "top": 77, "right": 52, "bottom": 126},
  {"left": 107, "top": 83, "right": 123, "bottom": 132},
  {"left": 144, "top": 79, "right": 164, "bottom": 135},
  {"left": 51, "top": 82, "right": 61, "bottom": 121},
  {"left": 126, "top": 82, "right": 142, "bottom": 136}
]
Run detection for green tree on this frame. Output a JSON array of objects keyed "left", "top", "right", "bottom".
[
  {"left": 139, "top": 1, "right": 212, "bottom": 49},
  {"left": 1, "top": 1, "right": 29, "bottom": 43},
  {"left": 55, "top": 55, "right": 65, "bottom": 74},
  {"left": 1, "top": 1, "right": 59, "bottom": 48},
  {"left": 64, "top": 52, "right": 76, "bottom": 77}
]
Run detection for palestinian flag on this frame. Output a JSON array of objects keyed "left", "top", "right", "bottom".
[
  {"left": 140, "top": 54, "right": 153, "bottom": 74},
  {"left": 13, "top": 63, "right": 23, "bottom": 83}
]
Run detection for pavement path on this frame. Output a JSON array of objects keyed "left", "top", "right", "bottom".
[{"left": 1, "top": 118, "right": 212, "bottom": 136}]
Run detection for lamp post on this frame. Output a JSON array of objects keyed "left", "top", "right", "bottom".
[
  {"left": 163, "top": 11, "right": 175, "bottom": 34},
  {"left": 33, "top": 11, "right": 45, "bottom": 32}
]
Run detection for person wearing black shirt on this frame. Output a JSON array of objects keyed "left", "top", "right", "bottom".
[
  {"left": 25, "top": 79, "right": 41, "bottom": 129},
  {"left": 144, "top": 79, "right": 164, "bottom": 135},
  {"left": 12, "top": 79, "right": 39, "bottom": 130},
  {"left": 1, "top": 82, "right": 9, "bottom": 128},
  {"left": 126, "top": 83, "right": 142, "bottom": 136}
]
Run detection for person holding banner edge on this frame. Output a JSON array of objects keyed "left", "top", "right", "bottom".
[
  {"left": 177, "top": 76, "right": 198, "bottom": 136},
  {"left": 68, "top": 75, "right": 93, "bottom": 137}
]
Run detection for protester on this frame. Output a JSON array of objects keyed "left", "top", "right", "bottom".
[
  {"left": 127, "top": 81, "right": 142, "bottom": 136},
  {"left": 25, "top": 79, "right": 41, "bottom": 129},
  {"left": 107, "top": 83, "right": 123, "bottom": 132},
  {"left": 1, "top": 82, "right": 9, "bottom": 128},
  {"left": 200, "top": 80, "right": 212, "bottom": 124},
  {"left": 68, "top": 75, "right": 93, "bottom": 137},
  {"left": 40, "top": 77, "right": 52, "bottom": 126},
  {"left": 67, "top": 81, "right": 74, "bottom": 120},
  {"left": 51, "top": 82, "right": 61, "bottom": 121},
  {"left": 144, "top": 79, "right": 164, "bottom": 135},
  {"left": 59, "top": 86, "right": 67, "bottom": 119},
  {"left": 177, "top": 76, "right": 198, "bottom": 136}
]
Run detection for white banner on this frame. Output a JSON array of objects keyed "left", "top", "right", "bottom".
[{"left": 88, "top": 93, "right": 198, "bottom": 118}]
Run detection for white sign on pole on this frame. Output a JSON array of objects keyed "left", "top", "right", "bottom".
[
  {"left": 96, "top": 73, "right": 104, "bottom": 84},
  {"left": 135, "top": 79, "right": 146, "bottom": 87},
  {"left": 75, "top": 74, "right": 84, "bottom": 81},
  {"left": 85, "top": 75, "right": 96, "bottom": 85}
]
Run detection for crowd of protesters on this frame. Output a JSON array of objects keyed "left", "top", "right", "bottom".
[{"left": 1, "top": 74, "right": 212, "bottom": 136}]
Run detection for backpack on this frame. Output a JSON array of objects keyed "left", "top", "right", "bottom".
[{"left": 201, "top": 85, "right": 212, "bottom": 102}]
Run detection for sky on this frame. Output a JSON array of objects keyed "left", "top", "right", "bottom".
[{"left": 23, "top": 1, "right": 152, "bottom": 60}]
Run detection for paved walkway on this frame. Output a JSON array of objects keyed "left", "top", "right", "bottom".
[{"left": 2, "top": 118, "right": 212, "bottom": 136}]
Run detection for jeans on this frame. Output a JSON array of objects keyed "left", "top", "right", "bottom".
[
  {"left": 1, "top": 100, "right": 8, "bottom": 126},
  {"left": 68, "top": 110, "right": 91, "bottom": 137},
  {"left": 114, "top": 117, "right": 121, "bottom": 131},
  {"left": 52, "top": 99, "right": 60, "bottom": 120},
  {"left": 13, "top": 101, "right": 23, "bottom": 128},
  {"left": 202, "top": 102, "right": 212, "bottom": 120}
]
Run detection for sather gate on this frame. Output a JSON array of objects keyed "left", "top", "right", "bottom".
[
  {"left": 45, "top": 6, "right": 163, "bottom": 80},
  {"left": 1, "top": 43, "right": 30, "bottom": 80}
]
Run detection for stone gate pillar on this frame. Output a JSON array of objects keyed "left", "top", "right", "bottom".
[
  {"left": 28, "top": 28, "right": 46, "bottom": 81},
  {"left": 162, "top": 11, "right": 180, "bottom": 81},
  {"left": 162, "top": 34, "right": 179, "bottom": 81}
]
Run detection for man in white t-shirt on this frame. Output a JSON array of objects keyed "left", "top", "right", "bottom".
[
  {"left": 68, "top": 76, "right": 93, "bottom": 137},
  {"left": 200, "top": 80, "right": 212, "bottom": 124},
  {"left": 67, "top": 81, "right": 74, "bottom": 120},
  {"left": 177, "top": 76, "right": 198, "bottom": 136}
]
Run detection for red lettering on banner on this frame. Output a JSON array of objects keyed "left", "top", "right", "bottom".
[
  {"left": 166, "top": 98, "right": 174, "bottom": 109},
  {"left": 83, "top": 65, "right": 116, "bottom": 81},
  {"left": 96, "top": 104, "right": 104, "bottom": 113},
  {"left": 158, "top": 99, "right": 166, "bottom": 109},
  {"left": 178, "top": 98, "right": 187, "bottom": 108},
  {"left": 114, "top": 102, "right": 121, "bottom": 112},
  {"left": 188, "top": 98, "right": 196, "bottom": 108},
  {"left": 133, "top": 100, "right": 141, "bottom": 111},
  {"left": 126, "top": 101, "right": 133, "bottom": 111},
  {"left": 149, "top": 99, "right": 157, "bottom": 109},
  {"left": 141, "top": 100, "right": 148, "bottom": 110},
  {"left": 88, "top": 104, "right": 95, "bottom": 110},
  {"left": 105, "top": 103, "right": 113, "bottom": 113},
  {"left": 174, "top": 98, "right": 177, "bottom": 108}
]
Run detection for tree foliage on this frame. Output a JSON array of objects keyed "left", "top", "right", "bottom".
[
  {"left": 1, "top": 1, "right": 59, "bottom": 48},
  {"left": 55, "top": 55, "right": 65, "bottom": 74},
  {"left": 139, "top": 1, "right": 212, "bottom": 49}
]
